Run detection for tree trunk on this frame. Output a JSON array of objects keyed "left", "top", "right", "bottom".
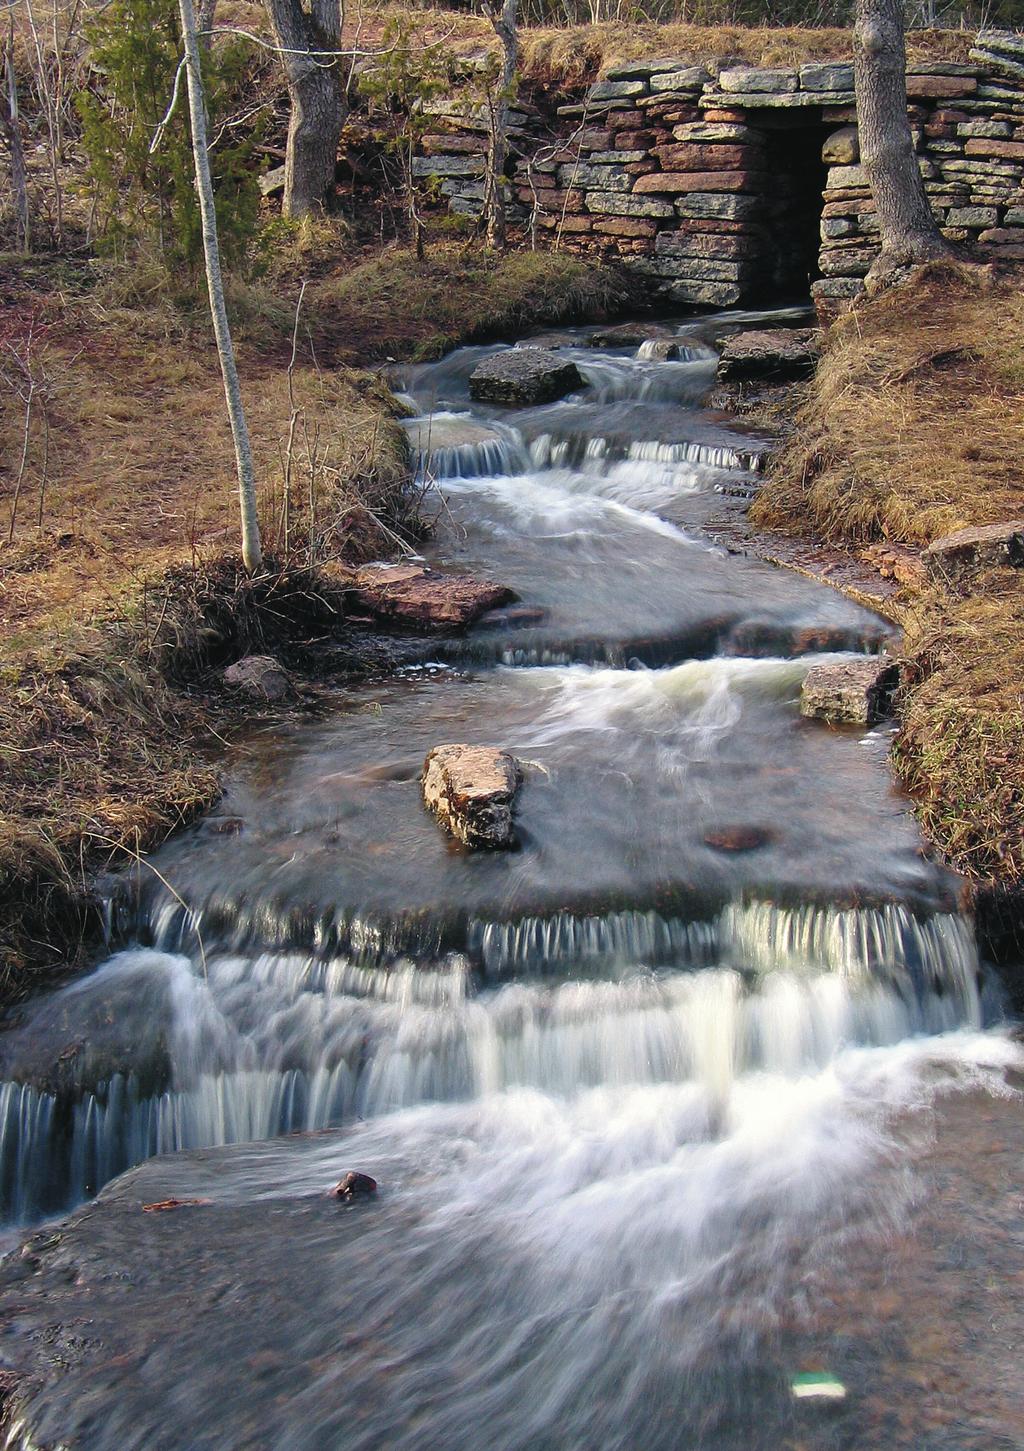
[
  {"left": 197, "top": 0, "right": 218, "bottom": 51},
  {"left": 178, "top": 0, "right": 263, "bottom": 573},
  {"left": 484, "top": 0, "right": 518, "bottom": 252},
  {"left": 2, "top": 23, "right": 30, "bottom": 253},
  {"left": 264, "top": 0, "right": 345, "bottom": 219},
  {"left": 853, "top": 0, "right": 956, "bottom": 288}
]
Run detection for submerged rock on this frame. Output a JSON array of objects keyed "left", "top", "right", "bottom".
[
  {"left": 637, "top": 339, "right": 681, "bottom": 361},
  {"left": 350, "top": 564, "right": 516, "bottom": 632},
  {"left": 331, "top": 1171, "right": 378, "bottom": 1201},
  {"left": 422, "top": 743, "right": 523, "bottom": 849},
  {"left": 703, "top": 826, "right": 774, "bottom": 853},
  {"left": 589, "top": 322, "right": 675, "bottom": 349},
  {"left": 924, "top": 520, "right": 1024, "bottom": 588},
  {"left": 469, "top": 351, "right": 584, "bottom": 406},
  {"left": 716, "top": 329, "right": 821, "bottom": 382},
  {"left": 223, "top": 655, "right": 291, "bottom": 702},
  {"left": 800, "top": 657, "right": 898, "bottom": 726}
]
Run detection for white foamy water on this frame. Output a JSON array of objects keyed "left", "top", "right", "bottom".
[{"left": 0, "top": 899, "right": 988, "bottom": 1223}]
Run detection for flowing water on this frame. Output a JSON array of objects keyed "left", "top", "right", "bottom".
[{"left": 1, "top": 308, "right": 1021, "bottom": 1449}]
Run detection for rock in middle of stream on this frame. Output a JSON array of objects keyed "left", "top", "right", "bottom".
[
  {"left": 422, "top": 744, "right": 523, "bottom": 849},
  {"left": 469, "top": 351, "right": 584, "bottom": 406}
]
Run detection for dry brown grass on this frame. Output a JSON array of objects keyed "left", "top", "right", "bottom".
[
  {"left": 752, "top": 262, "right": 1024, "bottom": 885},
  {"left": 752, "top": 263, "right": 1024, "bottom": 547},
  {"left": 309, "top": 244, "right": 637, "bottom": 363}
]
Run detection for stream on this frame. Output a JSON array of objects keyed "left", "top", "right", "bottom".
[{"left": 1, "top": 308, "right": 1021, "bottom": 1449}]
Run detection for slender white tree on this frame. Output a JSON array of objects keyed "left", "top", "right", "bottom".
[
  {"left": 854, "top": 0, "right": 956, "bottom": 288},
  {"left": 482, "top": 0, "right": 518, "bottom": 253},
  {"left": 177, "top": 0, "right": 263, "bottom": 572}
]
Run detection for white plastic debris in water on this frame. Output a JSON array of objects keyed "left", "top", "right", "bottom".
[{"left": 791, "top": 1373, "right": 847, "bottom": 1400}]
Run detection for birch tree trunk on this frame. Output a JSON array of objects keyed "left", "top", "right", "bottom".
[
  {"left": 2, "top": 23, "right": 30, "bottom": 254},
  {"left": 197, "top": 0, "right": 218, "bottom": 52},
  {"left": 178, "top": 0, "right": 263, "bottom": 572},
  {"left": 265, "top": 0, "right": 345, "bottom": 218},
  {"left": 484, "top": 0, "right": 518, "bottom": 253},
  {"left": 854, "top": 0, "right": 956, "bottom": 288}
]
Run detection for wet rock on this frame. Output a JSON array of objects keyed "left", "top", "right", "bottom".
[
  {"left": 331, "top": 1171, "right": 378, "bottom": 1200},
  {"left": 514, "top": 332, "right": 579, "bottom": 350},
  {"left": 350, "top": 564, "right": 516, "bottom": 632},
  {"left": 637, "top": 339, "right": 681, "bottom": 361},
  {"left": 469, "top": 351, "right": 584, "bottom": 406},
  {"left": 222, "top": 655, "right": 291, "bottom": 702},
  {"left": 923, "top": 520, "right": 1024, "bottom": 588},
  {"left": 716, "top": 329, "right": 821, "bottom": 382},
  {"left": 422, "top": 743, "right": 523, "bottom": 849},
  {"left": 800, "top": 658, "right": 898, "bottom": 726},
  {"left": 703, "top": 826, "right": 774, "bottom": 853},
  {"left": 589, "top": 322, "right": 675, "bottom": 348},
  {"left": 476, "top": 604, "right": 548, "bottom": 630}
]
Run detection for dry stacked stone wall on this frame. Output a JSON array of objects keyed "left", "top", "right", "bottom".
[{"left": 416, "top": 30, "right": 1024, "bottom": 314}]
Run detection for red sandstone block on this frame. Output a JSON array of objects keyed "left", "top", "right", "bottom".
[
  {"left": 625, "top": 160, "right": 659, "bottom": 174},
  {"left": 701, "top": 108, "right": 748, "bottom": 123},
  {"left": 965, "top": 138, "right": 1024, "bottom": 160},
  {"left": 422, "top": 134, "right": 488, "bottom": 155},
  {"left": 924, "top": 124, "right": 956, "bottom": 139},
  {"left": 679, "top": 217, "right": 761, "bottom": 235},
  {"left": 634, "top": 170, "right": 759, "bottom": 194},
  {"left": 607, "top": 110, "right": 645, "bottom": 129},
  {"left": 537, "top": 213, "right": 592, "bottom": 232},
  {"left": 592, "top": 217, "right": 658, "bottom": 237},
  {"left": 906, "top": 74, "right": 976, "bottom": 98},
  {"left": 653, "top": 142, "right": 764, "bottom": 170},
  {"left": 933, "top": 109, "right": 970, "bottom": 124},
  {"left": 615, "top": 129, "right": 657, "bottom": 148}
]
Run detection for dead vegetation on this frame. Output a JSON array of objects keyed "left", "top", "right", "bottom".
[{"left": 752, "top": 262, "right": 1024, "bottom": 884}]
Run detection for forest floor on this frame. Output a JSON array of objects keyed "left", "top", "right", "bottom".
[
  {"left": 0, "top": 242, "right": 632, "bottom": 1001},
  {"left": 751, "top": 262, "right": 1024, "bottom": 936}
]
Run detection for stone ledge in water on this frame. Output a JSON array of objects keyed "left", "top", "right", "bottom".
[
  {"left": 351, "top": 564, "right": 516, "bottom": 632},
  {"left": 468, "top": 351, "right": 584, "bottom": 406},
  {"left": 716, "top": 329, "right": 821, "bottom": 382},
  {"left": 222, "top": 655, "right": 292, "bottom": 702},
  {"left": 422, "top": 744, "right": 523, "bottom": 849},
  {"left": 800, "top": 658, "right": 899, "bottom": 726},
  {"left": 923, "top": 519, "right": 1024, "bottom": 588}
]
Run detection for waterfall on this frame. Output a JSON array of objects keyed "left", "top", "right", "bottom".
[{"left": 0, "top": 901, "right": 988, "bottom": 1224}]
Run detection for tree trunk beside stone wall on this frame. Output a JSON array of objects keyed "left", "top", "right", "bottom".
[
  {"left": 265, "top": 0, "right": 346, "bottom": 219},
  {"left": 484, "top": 0, "right": 518, "bottom": 252},
  {"left": 854, "top": 0, "right": 956, "bottom": 286}
]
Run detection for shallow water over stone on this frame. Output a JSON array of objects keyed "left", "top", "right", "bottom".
[{"left": 0, "top": 307, "right": 1020, "bottom": 1449}]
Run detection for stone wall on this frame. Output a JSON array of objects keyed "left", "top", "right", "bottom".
[{"left": 416, "top": 30, "right": 1024, "bottom": 313}]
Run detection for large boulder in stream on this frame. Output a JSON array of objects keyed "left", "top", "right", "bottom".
[
  {"left": 350, "top": 564, "right": 516, "bottom": 632},
  {"left": 716, "top": 329, "right": 821, "bottom": 382},
  {"left": 422, "top": 744, "right": 523, "bottom": 849},
  {"left": 800, "top": 657, "right": 899, "bottom": 726},
  {"left": 469, "top": 351, "right": 584, "bottom": 406}
]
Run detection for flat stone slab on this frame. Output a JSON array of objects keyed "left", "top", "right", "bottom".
[
  {"left": 800, "top": 658, "right": 898, "bottom": 726},
  {"left": 469, "top": 351, "right": 584, "bottom": 406},
  {"left": 716, "top": 329, "right": 821, "bottom": 381},
  {"left": 588, "top": 322, "right": 676, "bottom": 347},
  {"left": 350, "top": 565, "right": 516, "bottom": 631},
  {"left": 223, "top": 654, "right": 291, "bottom": 701},
  {"left": 924, "top": 520, "right": 1024, "bottom": 586},
  {"left": 422, "top": 743, "right": 523, "bottom": 849}
]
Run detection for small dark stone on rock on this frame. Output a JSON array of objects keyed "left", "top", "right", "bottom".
[{"left": 331, "top": 1172, "right": 378, "bottom": 1200}]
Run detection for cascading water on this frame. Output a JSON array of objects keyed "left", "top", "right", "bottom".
[{"left": 1, "top": 306, "right": 1020, "bottom": 1451}]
